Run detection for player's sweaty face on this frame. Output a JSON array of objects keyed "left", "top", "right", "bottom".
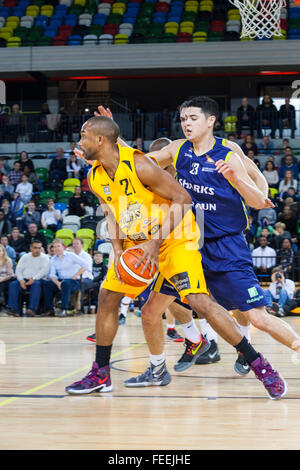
[
  {"left": 79, "top": 124, "right": 98, "bottom": 160},
  {"left": 180, "top": 107, "right": 208, "bottom": 140}
]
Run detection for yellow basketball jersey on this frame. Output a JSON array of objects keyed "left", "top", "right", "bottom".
[{"left": 89, "top": 145, "right": 198, "bottom": 245}]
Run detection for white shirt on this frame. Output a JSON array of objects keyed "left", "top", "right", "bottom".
[
  {"left": 252, "top": 246, "right": 277, "bottom": 269},
  {"left": 77, "top": 249, "right": 93, "bottom": 279},
  {"left": 16, "top": 253, "right": 50, "bottom": 281},
  {"left": 42, "top": 208, "right": 61, "bottom": 226},
  {"left": 16, "top": 181, "right": 33, "bottom": 203},
  {"left": 268, "top": 279, "right": 295, "bottom": 300}
]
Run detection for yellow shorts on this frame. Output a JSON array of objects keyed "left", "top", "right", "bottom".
[{"left": 102, "top": 237, "right": 208, "bottom": 302}]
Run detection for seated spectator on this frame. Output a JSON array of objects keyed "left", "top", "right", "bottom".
[
  {"left": 41, "top": 199, "right": 61, "bottom": 232},
  {"left": 23, "top": 201, "right": 41, "bottom": 229},
  {"left": 264, "top": 268, "right": 295, "bottom": 316},
  {"left": 64, "top": 140, "right": 76, "bottom": 158},
  {"left": 0, "top": 243, "right": 14, "bottom": 306},
  {"left": 0, "top": 209, "right": 12, "bottom": 236},
  {"left": 9, "top": 192, "right": 24, "bottom": 228},
  {"left": 46, "top": 243, "right": 54, "bottom": 259},
  {"left": 0, "top": 235, "right": 16, "bottom": 264},
  {"left": 280, "top": 146, "right": 297, "bottom": 165},
  {"left": 241, "top": 135, "right": 258, "bottom": 156},
  {"left": 0, "top": 175, "right": 15, "bottom": 200},
  {"left": 24, "top": 223, "right": 47, "bottom": 252},
  {"left": 133, "top": 136, "right": 146, "bottom": 152},
  {"left": 236, "top": 97, "right": 255, "bottom": 137},
  {"left": 0, "top": 157, "right": 10, "bottom": 181},
  {"left": 90, "top": 251, "right": 108, "bottom": 306},
  {"left": 273, "top": 222, "right": 291, "bottom": 250},
  {"left": 277, "top": 206, "right": 298, "bottom": 238},
  {"left": 256, "top": 226, "right": 274, "bottom": 246},
  {"left": 256, "top": 95, "right": 278, "bottom": 139},
  {"left": 23, "top": 164, "right": 40, "bottom": 192},
  {"left": 263, "top": 160, "right": 279, "bottom": 188},
  {"left": 5, "top": 240, "right": 49, "bottom": 317},
  {"left": 19, "top": 151, "right": 34, "bottom": 173},
  {"left": 1, "top": 199, "right": 11, "bottom": 222},
  {"left": 278, "top": 238, "right": 294, "bottom": 277},
  {"left": 227, "top": 133, "right": 236, "bottom": 142},
  {"left": 266, "top": 155, "right": 279, "bottom": 171},
  {"left": 9, "top": 227, "right": 27, "bottom": 259},
  {"left": 66, "top": 152, "right": 83, "bottom": 179},
  {"left": 4, "top": 103, "right": 25, "bottom": 143},
  {"left": 258, "top": 136, "right": 275, "bottom": 156},
  {"left": 16, "top": 174, "right": 33, "bottom": 204},
  {"left": 68, "top": 186, "right": 86, "bottom": 217},
  {"left": 257, "top": 206, "right": 277, "bottom": 226},
  {"left": 42, "top": 238, "right": 91, "bottom": 317},
  {"left": 254, "top": 158, "right": 261, "bottom": 170},
  {"left": 8, "top": 161, "right": 22, "bottom": 186},
  {"left": 279, "top": 170, "right": 298, "bottom": 194},
  {"left": 282, "top": 138, "right": 290, "bottom": 149},
  {"left": 246, "top": 149, "right": 255, "bottom": 161},
  {"left": 72, "top": 237, "right": 94, "bottom": 302},
  {"left": 49, "top": 148, "right": 67, "bottom": 181},
  {"left": 279, "top": 155, "right": 299, "bottom": 180},
  {"left": 252, "top": 235, "right": 277, "bottom": 278},
  {"left": 279, "top": 98, "right": 296, "bottom": 139},
  {"left": 282, "top": 187, "right": 300, "bottom": 204}
]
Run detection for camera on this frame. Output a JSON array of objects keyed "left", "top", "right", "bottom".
[{"left": 275, "top": 273, "right": 282, "bottom": 279}]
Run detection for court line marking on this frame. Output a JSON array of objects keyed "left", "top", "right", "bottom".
[
  {"left": 0, "top": 341, "right": 146, "bottom": 408},
  {"left": 5, "top": 328, "right": 94, "bottom": 353}
]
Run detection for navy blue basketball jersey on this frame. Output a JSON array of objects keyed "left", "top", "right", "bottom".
[{"left": 174, "top": 137, "right": 249, "bottom": 239}]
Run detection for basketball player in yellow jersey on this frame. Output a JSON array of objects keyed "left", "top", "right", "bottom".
[{"left": 66, "top": 115, "right": 281, "bottom": 397}]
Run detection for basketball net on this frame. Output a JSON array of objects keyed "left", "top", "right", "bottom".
[{"left": 228, "top": 0, "right": 286, "bottom": 39}]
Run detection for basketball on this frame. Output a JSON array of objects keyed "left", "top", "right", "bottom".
[{"left": 117, "top": 247, "right": 157, "bottom": 287}]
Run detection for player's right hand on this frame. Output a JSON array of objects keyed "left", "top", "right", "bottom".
[
  {"left": 263, "top": 198, "right": 275, "bottom": 208},
  {"left": 95, "top": 105, "right": 113, "bottom": 120},
  {"left": 114, "top": 249, "right": 123, "bottom": 283}
]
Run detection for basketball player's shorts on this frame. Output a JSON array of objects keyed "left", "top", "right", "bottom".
[
  {"left": 201, "top": 233, "right": 266, "bottom": 312},
  {"left": 102, "top": 237, "right": 208, "bottom": 301}
]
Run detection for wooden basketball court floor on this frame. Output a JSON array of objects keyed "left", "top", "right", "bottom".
[{"left": 1, "top": 314, "right": 300, "bottom": 450}]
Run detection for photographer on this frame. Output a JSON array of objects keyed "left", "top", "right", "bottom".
[{"left": 264, "top": 267, "right": 295, "bottom": 317}]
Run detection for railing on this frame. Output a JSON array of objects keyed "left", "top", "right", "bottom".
[{"left": 1, "top": 109, "right": 300, "bottom": 144}]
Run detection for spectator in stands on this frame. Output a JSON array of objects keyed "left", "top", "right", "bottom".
[
  {"left": 0, "top": 157, "right": 10, "bottom": 181},
  {"left": 277, "top": 205, "right": 298, "bottom": 238},
  {"left": 0, "top": 235, "right": 16, "bottom": 264},
  {"left": 257, "top": 205, "right": 277, "bottom": 226},
  {"left": 279, "top": 98, "right": 296, "bottom": 139},
  {"left": 68, "top": 186, "right": 86, "bottom": 217},
  {"left": 57, "top": 106, "right": 72, "bottom": 141},
  {"left": 19, "top": 151, "right": 34, "bottom": 173},
  {"left": 252, "top": 235, "right": 277, "bottom": 278},
  {"left": 72, "top": 237, "right": 94, "bottom": 302},
  {"left": 90, "top": 251, "right": 108, "bottom": 306},
  {"left": 282, "top": 138, "right": 290, "bottom": 150},
  {"left": 264, "top": 268, "right": 295, "bottom": 317},
  {"left": 9, "top": 192, "right": 24, "bottom": 228},
  {"left": 279, "top": 170, "right": 298, "bottom": 193},
  {"left": 41, "top": 199, "right": 61, "bottom": 232},
  {"left": 256, "top": 95, "right": 278, "bottom": 139},
  {"left": 273, "top": 222, "right": 291, "bottom": 250},
  {"left": 281, "top": 146, "right": 295, "bottom": 163},
  {"left": 245, "top": 214, "right": 256, "bottom": 248},
  {"left": 8, "top": 161, "right": 22, "bottom": 186},
  {"left": 236, "top": 97, "right": 255, "bottom": 138},
  {"left": 0, "top": 243, "right": 14, "bottom": 306},
  {"left": 256, "top": 226, "right": 274, "bottom": 247},
  {"left": 227, "top": 133, "right": 236, "bottom": 142},
  {"left": 246, "top": 149, "right": 255, "bottom": 161},
  {"left": 0, "top": 209, "right": 11, "bottom": 236},
  {"left": 133, "top": 136, "right": 146, "bottom": 152},
  {"left": 279, "top": 155, "right": 299, "bottom": 180},
  {"left": 5, "top": 240, "right": 49, "bottom": 317},
  {"left": 1, "top": 199, "right": 11, "bottom": 222},
  {"left": 16, "top": 174, "right": 33, "bottom": 204},
  {"left": 64, "top": 141, "right": 76, "bottom": 158},
  {"left": 254, "top": 158, "right": 261, "bottom": 170},
  {"left": 258, "top": 135, "right": 275, "bottom": 156},
  {"left": 47, "top": 243, "right": 54, "bottom": 258},
  {"left": 4, "top": 104, "right": 25, "bottom": 143},
  {"left": 24, "top": 222, "right": 47, "bottom": 252},
  {"left": 0, "top": 175, "right": 15, "bottom": 200},
  {"left": 43, "top": 238, "right": 91, "bottom": 317},
  {"left": 9, "top": 227, "right": 27, "bottom": 259},
  {"left": 66, "top": 152, "right": 82, "bottom": 179},
  {"left": 263, "top": 160, "right": 279, "bottom": 188},
  {"left": 23, "top": 201, "right": 41, "bottom": 229},
  {"left": 282, "top": 187, "right": 300, "bottom": 203},
  {"left": 23, "top": 164, "right": 40, "bottom": 192},
  {"left": 49, "top": 148, "right": 67, "bottom": 181},
  {"left": 241, "top": 134, "right": 258, "bottom": 156},
  {"left": 278, "top": 238, "right": 295, "bottom": 277}
]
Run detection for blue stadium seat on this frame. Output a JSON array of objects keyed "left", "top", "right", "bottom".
[
  {"left": 67, "top": 34, "right": 82, "bottom": 45},
  {"left": 92, "top": 13, "right": 107, "bottom": 25}
]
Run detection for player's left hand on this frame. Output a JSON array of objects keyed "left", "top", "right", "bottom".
[
  {"left": 133, "top": 239, "right": 159, "bottom": 277},
  {"left": 74, "top": 147, "right": 94, "bottom": 166},
  {"left": 263, "top": 198, "right": 275, "bottom": 208},
  {"left": 215, "top": 159, "right": 237, "bottom": 183}
]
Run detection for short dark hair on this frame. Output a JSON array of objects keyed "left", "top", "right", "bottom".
[
  {"left": 179, "top": 96, "right": 219, "bottom": 120},
  {"left": 30, "top": 239, "right": 42, "bottom": 247}
]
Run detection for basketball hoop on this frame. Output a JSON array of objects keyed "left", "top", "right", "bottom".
[{"left": 228, "top": 0, "right": 286, "bottom": 39}]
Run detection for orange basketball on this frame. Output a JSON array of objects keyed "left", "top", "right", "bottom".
[{"left": 117, "top": 248, "right": 157, "bottom": 287}]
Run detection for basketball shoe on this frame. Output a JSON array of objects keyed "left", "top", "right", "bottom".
[
  {"left": 174, "top": 336, "right": 211, "bottom": 372},
  {"left": 195, "top": 339, "right": 221, "bottom": 364},
  {"left": 124, "top": 361, "right": 171, "bottom": 387},
  {"left": 234, "top": 353, "right": 250, "bottom": 375},
  {"left": 65, "top": 362, "right": 113, "bottom": 395},
  {"left": 250, "top": 353, "right": 287, "bottom": 400},
  {"left": 86, "top": 333, "right": 96, "bottom": 343},
  {"left": 166, "top": 328, "right": 184, "bottom": 342}
]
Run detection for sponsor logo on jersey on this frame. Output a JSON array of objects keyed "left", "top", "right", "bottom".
[
  {"left": 102, "top": 185, "right": 111, "bottom": 196},
  {"left": 178, "top": 178, "right": 215, "bottom": 195},
  {"left": 119, "top": 201, "right": 142, "bottom": 231},
  {"left": 205, "top": 154, "right": 215, "bottom": 164},
  {"left": 169, "top": 272, "right": 191, "bottom": 291}
]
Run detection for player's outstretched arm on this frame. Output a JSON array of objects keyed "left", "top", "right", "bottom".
[
  {"left": 215, "top": 153, "right": 267, "bottom": 210},
  {"left": 95, "top": 105, "right": 130, "bottom": 148},
  {"left": 145, "top": 139, "right": 185, "bottom": 169}
]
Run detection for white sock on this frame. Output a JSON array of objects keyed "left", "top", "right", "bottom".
[
  {"left": 238, "top": 323, "right": 251, "bottom": 343},
  {"left": 180, "top": 319, "right": 201, "bottom": 343},
  {"left": 167, "top": 323, "right": 175, "bottom": 330},
  {"left": 199, "top": 319, "right": 218, "bottom": 343},
  {"left": 120, "top": 296, "right": 131, "bottom": 317},
  {"left": 150, "top": 352, "right": 165, "bottom": 366}
]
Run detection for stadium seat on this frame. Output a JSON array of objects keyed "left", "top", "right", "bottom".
[
  {"left": 62, "top": 215, "right": 81, "bottom": 232},
  {"left": 63, "top": 178, "right": 81, "bottom": 192},
  {"left": 35, "top": 168, "right": 49, "bottom": 182},
  {"left": 97, "top": 242, "right": 112, "bottom": 255},
  {"left": 54, "top": 202, "right": 68, "bottom": 214},
  {"left": 76, "top": 228, "right": 94, "bottom": 250},
  {"left": 55, "top": 228, "right": 74, "bottom": 246},
  {"left": 67, "top": 34, "right": 82, "bottom": 45},
  {"left": 114, "top": 33, "right": 129, "bottom": 43},
  {"left": 99, "top": 33, "right": 113, "bottom": 44},
  {"left": 83, "top": 33, "right": 98, "bottom": 44},
  {"left": 39, "top": 190, "right": 56, "bottom": 204},
  {"left": 57, "top": 190, "right": 73, "bottom": 202},
  {"left": 6, "top": 35, "right": 21, "bottom": 46},
  {"left": 38, "top": 228, "right": 54, "bottom": 244}
]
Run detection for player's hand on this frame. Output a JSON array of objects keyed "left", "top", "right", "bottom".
[
  {"left": 215, "top": 160, "right": 237, "bottom": 183},
  {"left": 263, "top": 198, "right": 275, "bottom": 208},
  {"left": 133, "top": 240, "right": 159, "bottom": 277},
  {"left": 95, "top": 105, "right": 113, "bottom": 120},
  {"left": 114, "top": 249, "right": 123, "bottom": 283},
  {"left": 74, "top": 147, "right": 94, "bottom": 166}
]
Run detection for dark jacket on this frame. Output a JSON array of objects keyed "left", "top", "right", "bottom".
[{"left": 24, "top": 232, "right": 47, "bottom": 251}]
